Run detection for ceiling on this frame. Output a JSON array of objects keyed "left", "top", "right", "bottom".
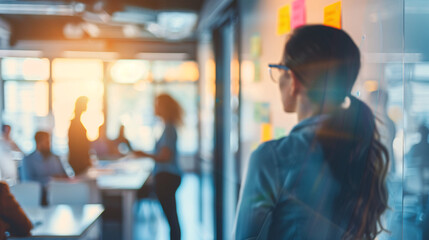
[{"left": 0, "top": 0, "right": 205, "bottom": 45}]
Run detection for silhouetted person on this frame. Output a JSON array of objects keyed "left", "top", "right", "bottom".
[
  {"left": 68, "top": 96, "right": 92, "bottom": 175},
  {"left": 134, "top": 94, "right": 183, "bottom": 240},
  {"left": 92, "top": 124, "right": 120, "bottom": 160},
  {"left": 408, "top": 124, "right": 429, "bottom": 166},
  {"left": 408, "top": 124, "right": 429, "bottom": 239},
  {"left": 21, "top": 131, "right": 66, "bottom": 205},
  {"left": 234, "top": 26, "right": 389, "bottom": 240},
  {"left": 0, "top": 181, "right": 32, "bottom": 239},
  {"left": 114, "top": 125, "right": 133, "bottom": 154}
]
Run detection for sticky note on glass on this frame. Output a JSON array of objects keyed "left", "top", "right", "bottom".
[
  {"left": 277, "top": 5, "right": 291, "bottom": 35},
  {"left": 261, "top": 123, "right": 273, "bottom": 142},
  {"left": 324, "top": 1, "right": 342, "bottom": 29},
  {"left": 291, "top": 0, "right": 306, "bottom": 29}
]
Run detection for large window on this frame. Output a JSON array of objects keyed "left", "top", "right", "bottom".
[
  {"left": 51, "top": 58, "right": 104, "bottom": 155},
  {"left": 2, "top": 58, "right": 50, "bottom": 153},
  {"left": 1, "top": 57, "right": 199, "bottom": 158},
  {"left": 106, "top": 59, "right": 155, "bottom": 151}
]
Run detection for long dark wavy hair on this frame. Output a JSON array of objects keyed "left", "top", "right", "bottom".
[
  {"left": 283, "top": 25, "right": 389, "bottom": 239},
  {"left": 156, "top": 93, "right": 184, "bottom": 126}
]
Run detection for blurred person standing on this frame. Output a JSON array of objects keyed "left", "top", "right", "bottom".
[
  {"left": 21, "top": 131, "right": 66, "bottom": 205},
  {"left": 68, "top": 96, "right": 92, "bottom": 175},
  {"left": 407, "top": 124, "right": 429, "bottom": 232},
  {"left": 114, "top": 125, "right": 133, "bottom": 154},
  {"left": 0, "top": 181, "right": 32, "bottom": 239},
  {"left": 134, "top": 94, "right": 183, "bottom": 240}
]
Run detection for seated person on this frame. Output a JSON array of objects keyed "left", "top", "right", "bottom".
[
  {"left": 92, "top": 124, "right": 121, "bottom": 160},
  {"left": 21, "top": 131, "right": 66, "bottom": 204},
  {"left": 1, "top": 124, "right": 22, "bottom": 153},
  {"left": 114, "top": 125, "right": 133, "bottom": 154},
  {"left": 0, "top": 144, "right": 17, "bottom": 185},
  {"left": 0, "top": 125, "right": 21, "bottom": 184},
  {"left": 0, "top": 181, "right": 32, "bottom": 239}
]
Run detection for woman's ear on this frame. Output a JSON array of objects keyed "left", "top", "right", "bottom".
[{"left": 289, "top": 71, "right": 302, "bottom": 96}]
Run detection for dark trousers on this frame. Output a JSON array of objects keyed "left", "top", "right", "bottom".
[{"left": 155, "top": 172, "right": 182, "bottom": 240}]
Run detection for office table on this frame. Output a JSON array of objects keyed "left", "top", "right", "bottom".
[
  {"left": 10, "top": 204, "right": 104, "bottom": 239},
  {"left": 92, "top": 158, "right": 154, "bottom": 240}
]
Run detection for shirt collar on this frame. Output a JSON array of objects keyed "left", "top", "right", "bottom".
[{"left": 290, "top": 114, "right": 330, "bottom": 133}]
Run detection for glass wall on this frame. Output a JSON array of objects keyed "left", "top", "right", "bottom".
[
  {"left": 403, "top": 0, "right": 429, "bottom": 238},
  {"left": 196, "top": 0, "right": 426, "bottom": 239}
]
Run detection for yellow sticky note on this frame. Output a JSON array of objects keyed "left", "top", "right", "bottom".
[
  {"left": 261, "top": 123, "right": 273, "bottom": 142},
  {"left": 277, "top": 5, "right": 291, "bottom": 35},
  {"left": 324, "top": 1, "right": 342, "bottom": 29}
]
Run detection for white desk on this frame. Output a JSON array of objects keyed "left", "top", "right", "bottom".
[
  {"left": 10, "top": 204, "right": 104, "bottom": 239},
  {"left": 93, "top": 158, "right": 154, "bottom": 240}
]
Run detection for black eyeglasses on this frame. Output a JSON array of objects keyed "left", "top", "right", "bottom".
[{"left": 268, "top": 64, "right": 289, "bottom": 83}]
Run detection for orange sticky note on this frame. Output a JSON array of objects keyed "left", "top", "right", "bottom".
[
  {"left": 324, "top": 1, "right": 342, "bottom": 29},
  {"left": 277, "top": 5, "right": 291, "bottom": 35},
  {"left": 261, "top": 123, "right": 273, "bottom": 142}
]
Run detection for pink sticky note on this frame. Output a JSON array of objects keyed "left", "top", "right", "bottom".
[{"left": 291, "top": 0, "right": 306, "bottom": 29}]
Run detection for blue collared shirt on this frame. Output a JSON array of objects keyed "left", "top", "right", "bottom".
[
  {"left": 21, "top": 151, "right": 66, "bottom": 187},
  {"left": 234, "top": 115, "right": 348, "bottom": 240}
]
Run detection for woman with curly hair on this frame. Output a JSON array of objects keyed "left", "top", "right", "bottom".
[{"left": 134, "top": 93, "right": 184, "bottom": 240}]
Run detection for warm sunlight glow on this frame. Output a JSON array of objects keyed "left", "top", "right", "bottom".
[
  {"left": 2, "top": 58, "right": 49, "bottom": 80},
  {"left": 52, "top": 58, "right": 103, "bottom": 81},
  {"left": 178, "top": 61, "right": 199, "bottom": 82},
  {"left": 22, "top": 58, "right": 50, "bottom": 80},
  {"left": 155, "top": 61, "right": 199, "bottom": 82},
  {"left": 241, "top": 60, "right": 255, "bottom": 83},
  {"left": 34, "top": 82, "right": 49, "bottom": 116},
  {"left": 110, "top": 60, "right": 151, "bottom": 83},
  {"left": 4, "top": 81, "right": 48, "bottom": 116}
]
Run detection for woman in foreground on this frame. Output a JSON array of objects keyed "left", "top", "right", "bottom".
[{"left": 234, "top": 25, "right": 389, "bottom": 240}]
